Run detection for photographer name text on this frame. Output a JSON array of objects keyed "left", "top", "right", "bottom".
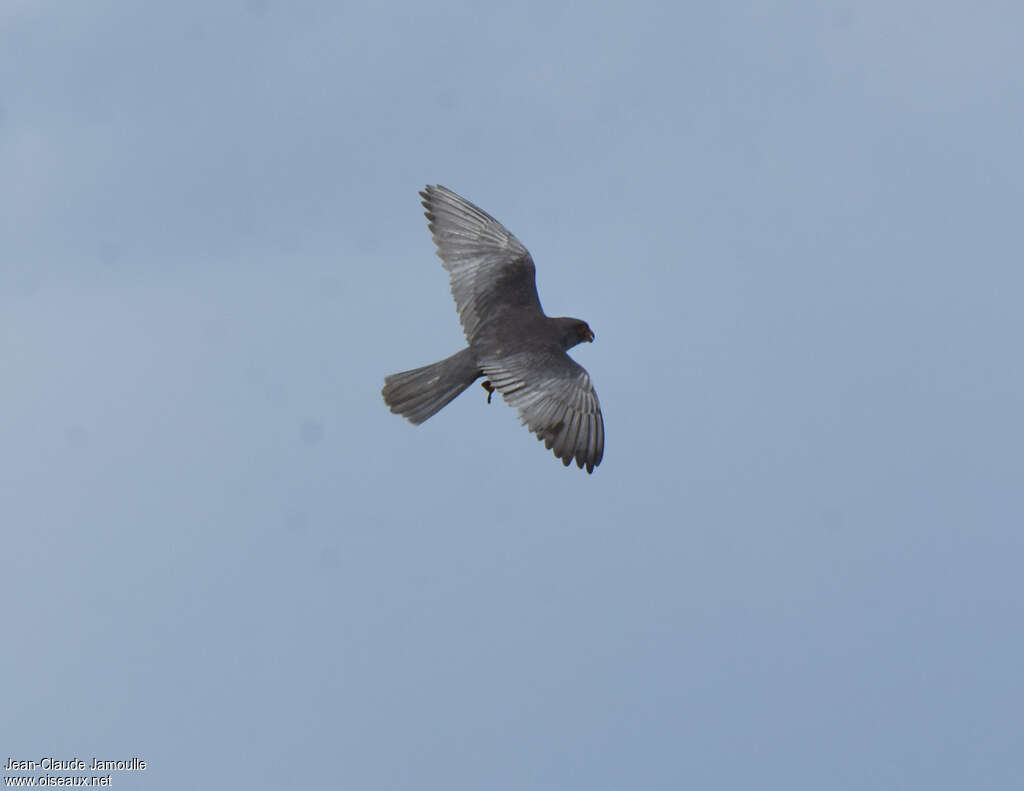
[{"left": 4, "top": 758, "right": 146, "bottom": 772}]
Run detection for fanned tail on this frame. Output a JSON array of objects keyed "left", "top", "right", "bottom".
[{"left": 382, "top": 347, "right": 480, "bottom": 424}]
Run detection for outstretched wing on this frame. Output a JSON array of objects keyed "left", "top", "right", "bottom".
[
  {"left": 421, "top": 185, "right": 543, "bottom": 344},
  {"left": 481, "top": 349, "right": 604, "bottom": 473}
]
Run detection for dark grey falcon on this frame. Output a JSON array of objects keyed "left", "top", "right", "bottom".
[{"left": 382, "top": 185, "right": 604, "bottom": 472}]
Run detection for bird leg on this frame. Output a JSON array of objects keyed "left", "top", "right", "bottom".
[{"left": 481, "top": 380, "right": 494, "bottom": 404}]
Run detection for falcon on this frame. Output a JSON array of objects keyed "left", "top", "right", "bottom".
[{"left": 382, "top": 185, "right": 604, "bottom": 472}]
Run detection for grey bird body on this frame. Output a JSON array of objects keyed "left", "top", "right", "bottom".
[{"left": 382, "top": 185, "right": 604, "bottom": 472}]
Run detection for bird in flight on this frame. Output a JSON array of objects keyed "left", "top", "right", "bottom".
[{"left": 382, "top": 185, "right": 604, "bottom": 472}]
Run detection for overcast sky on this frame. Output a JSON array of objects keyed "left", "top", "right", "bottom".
[{"left": 3, "top": 1, "right": 1023, "bottom": 789}]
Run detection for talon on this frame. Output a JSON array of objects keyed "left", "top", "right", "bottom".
[{"left": 481, "top": 380, "right": 494, "bottom": 404}]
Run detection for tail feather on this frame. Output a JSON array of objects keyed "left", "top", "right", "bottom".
[{"left": 382, "top": 347, "right": 480, "bottom": 424}]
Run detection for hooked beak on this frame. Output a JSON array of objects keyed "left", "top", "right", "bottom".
[{"left": 585, "top": 327, "right": 595, "bottom": 343}]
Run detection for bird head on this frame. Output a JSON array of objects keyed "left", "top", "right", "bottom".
[{"left": 555, "top": 317, "right": 595, "bottom": 349}]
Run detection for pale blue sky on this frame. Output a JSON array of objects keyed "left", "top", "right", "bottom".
[{"left": 3, "top": 1, "right": 1022, "bottom": 788}]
